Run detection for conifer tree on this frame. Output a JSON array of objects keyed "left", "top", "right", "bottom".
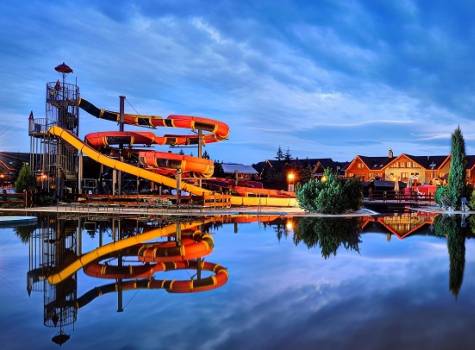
[
  {"left": 276, "top": 146, "right": 284, "bottom": 161},
  {"left": 448, "top": 127, "right": 466, "bottom": 209},
  {"left": 284, "top": 148, "right": 292, "bottom": 162}
]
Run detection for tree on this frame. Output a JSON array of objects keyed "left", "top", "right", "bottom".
[
  {"left": 433, "top": 215, "right": 466, "bottom": 297},
  {"left": 202, "top": 150, "right": 210, "bottom": 160},
  {"left": 275, "top": 146, "right": 284, "bottom": 161},
  {"left": 448, "top": 127, "right": 466, "bottom": 209},
  {"left": 14, "top": 163, "right": 36, "bottom": 193},
  {"left": 213, "top": 161, "right": 225, "bottom": 177},
  {"left": 284, "top": 148, "right": 292, "bottom": 162},
  {"left": 178, "top": 149, "right": 185, "bottom": 155}
]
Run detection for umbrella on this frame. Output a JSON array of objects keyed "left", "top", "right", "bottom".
[
  {"left": 51, "top": 332, "right": 70, "bottom": 346},
  {"left": 54, "top": 62, "right": 73, "bottom": 74}
]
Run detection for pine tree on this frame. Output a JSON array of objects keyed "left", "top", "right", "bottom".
[
  {"left": 178, "top": 149, "right": 185, "bottom": 155},
  {"left": 448, "top": 127, "right": 466, "bottom": 209},
  {"left": 202, "top": 150, "right": 210, "bottom": 159},
  {"left": 284, "top": 148, "right": 292, "bottom": 162},
  {"left": 276, "top": 146, "right": 284, "bottom": 161}
]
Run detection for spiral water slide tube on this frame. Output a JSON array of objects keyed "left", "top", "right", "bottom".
[
  {"left": 48, "top": 98, "right": 297, "bottom": 207},
  {"left": 68, "top": 260, "right": 228, "bottom": 310},
  {"left": 81, "top": 231, "right": 226, "bottom": 295},
  {"left": 47, "top": 219, "right": 214, "bottom": 285}
]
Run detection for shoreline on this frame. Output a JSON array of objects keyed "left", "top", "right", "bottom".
[{"left": 0, "top": 205, "right": 378, "bottom": 218}]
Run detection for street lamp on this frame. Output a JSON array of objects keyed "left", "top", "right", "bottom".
[
  {"left": 287, "top": 171, "right": 295, "bottom": 192},
  {"left": 285, "top": 219, "right": 294, "bottom": 232}
]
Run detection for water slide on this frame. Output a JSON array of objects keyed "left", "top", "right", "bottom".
[
  {"left": 49, "top": 98, "right": 297, "bottom": 207},
  {"left": 46, "top": 219, "right": 213, "bottom": 284}
]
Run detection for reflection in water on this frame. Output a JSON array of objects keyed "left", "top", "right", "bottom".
[
  {"left": 11, "top": 211, "right": 475, "bottom": 346},
  {"left": 434, "top": 215, "right": 467, "bottom": 297},
  {"left": 292, "top": 217, "right": 362, "bottom": 258},
  {"left": 22, "top": 215, "right": 228, "bottom": 345}
]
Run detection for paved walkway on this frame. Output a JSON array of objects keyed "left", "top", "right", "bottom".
[
  {"left": 0, "top": 205, "right": 378, "bottom": 217},
  {"left": 412, "top": 206, "right": 475, "bottom": 215}
]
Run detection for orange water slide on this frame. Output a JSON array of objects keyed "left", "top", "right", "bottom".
[
  {"left": 72, "top": 260, "right": 228, "bottom": 309},
  {"left": 53, "top": 97, "right": 298, "bottom": 205}
]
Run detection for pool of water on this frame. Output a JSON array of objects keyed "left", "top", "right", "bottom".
[{"left": 0, "top": 212, "right": 474, "bottom": 349}]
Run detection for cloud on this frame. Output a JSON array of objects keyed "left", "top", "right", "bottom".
[{"left": 0, "top": 0, "right": 474, "bottom": 162}]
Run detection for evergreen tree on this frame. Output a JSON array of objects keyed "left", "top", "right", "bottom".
[
  {"left": 276, "top": 146, "right": 284, "bottom": 161},
  {"left": 178, "top": 149, "right": 185, "bottom": 155},
  {"left": 202, "top": 150, "right": 210, "bottom": 159},
  {"left": 448, "top": 127, "right": 466, "bottom": 209},
  {"left": 284, "top": 148, "right": 292, "bottom": 162},
  {"left": 14, "top": 163, "right": 36, "bottom": 193},
  {"left": 213, "top": 161, "right": 225, "bottom": 177}
]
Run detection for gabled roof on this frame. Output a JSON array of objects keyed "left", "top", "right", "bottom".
[
  {"left": 465, "top": 155, "right": 475, "bottom": 170},
  {"left": 357, "top": 156, "right": 391, "bottom": 170},
  {"left": 253, "top": 158, "right": 347, "bottom": 173},
  {"left": 222, "top": 163, "right": 258, "bottom": 175},
  {"left": 404, "top": 155, "right": 448, "bottom": 169}
]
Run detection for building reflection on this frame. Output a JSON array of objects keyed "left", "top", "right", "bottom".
[{"left": 23, "top": 215, "right": 228, "bottom": 346}]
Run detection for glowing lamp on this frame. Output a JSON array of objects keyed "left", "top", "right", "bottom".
[
  {"left": 285, "top": 220, "right": 294, "bottom": 232},
  {"left": 287, "top": 172, "right": 295, "bottom": 183}
]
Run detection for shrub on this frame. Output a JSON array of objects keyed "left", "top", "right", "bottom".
[
  {"left": 435, "top": 186, "right": 451, "bottom": 209},
  {"left": 296, "top": 168, "right": 362, "bottom": 214},
  {"left": 14, "top": 163, "right": 36, "bottom": 193}
]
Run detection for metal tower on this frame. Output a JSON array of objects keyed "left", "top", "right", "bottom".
[{"left": 28, "top": 63, "right": 80, "bottom": 199}]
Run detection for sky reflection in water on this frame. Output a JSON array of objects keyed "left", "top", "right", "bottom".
[{"left": 0, "top": 212, "right": 475, "bottom": 350}]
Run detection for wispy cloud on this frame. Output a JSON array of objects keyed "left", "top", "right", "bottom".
[{"left": 0, "top": 1, "right": 474, "bottom": 162}]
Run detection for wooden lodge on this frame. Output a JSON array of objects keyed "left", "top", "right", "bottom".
[{"left": 345, "top": 149, "right": 475, "bottom": 185}]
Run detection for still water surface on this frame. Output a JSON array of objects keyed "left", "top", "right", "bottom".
[{"left": 0, "top": 212, "right": 475, "bottom": 350}]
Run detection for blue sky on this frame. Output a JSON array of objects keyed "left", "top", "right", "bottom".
[{"left": 1, "top": 0, "right": 475, "bottom": 163}]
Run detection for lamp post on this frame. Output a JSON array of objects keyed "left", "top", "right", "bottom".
[{"left": 287, "top": 171, "right": 295, "bottom": 192}]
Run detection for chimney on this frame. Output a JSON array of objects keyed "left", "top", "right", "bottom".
[{"left": 388, "top": 148, "right": 394, "bottom": 159}]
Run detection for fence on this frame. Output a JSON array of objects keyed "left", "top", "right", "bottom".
[
  {"left": 366, "top": 190, "right": 434, "bottom": 203},
  {"left": 0, "top": 192, "right": 26, "bottom": 208}
]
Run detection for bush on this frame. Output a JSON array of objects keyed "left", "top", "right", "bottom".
[
  {"left": 435, "top": 186, "right": 451, "bottom": 209},
  {"left": 14, "top": 163, "right": 36, "bottom": 193},
  {"left": 296, "top": 168, "right": 362, "bottom": 214}
]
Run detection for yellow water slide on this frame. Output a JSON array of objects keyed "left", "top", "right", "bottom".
[
  {"left": 49, "top": 126, "right": 297, "bottom": 207},
  {"left": 47, "top": 219, "right": 210, "bottom": 285}
]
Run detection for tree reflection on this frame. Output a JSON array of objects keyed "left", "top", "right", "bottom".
[
  {"left": 433, "top": 215, "right": 466, "bottom": 297},
  {"left": 293, "top": 217, "right": 362, "bottom": 259}
]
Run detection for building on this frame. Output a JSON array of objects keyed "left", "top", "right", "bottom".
[
  {"left": 383, "top": 154, "right": 448, "bottom": 185},
  {"left": 221, "top": 163, "right": 259, "bottom": 181},
  {"left": 345, "top": 151, "right": 393, "bottom": 181},
  {"left": 345, "top": 150, "right": 475, "bottom": 185}
]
